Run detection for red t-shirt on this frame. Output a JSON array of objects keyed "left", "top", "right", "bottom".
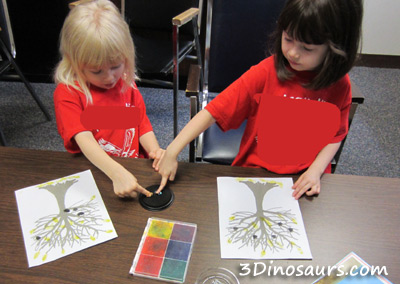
[
  {"left": 54, "top": 79, "right": 153, "bottom": 158},
  {"left": 205, "top": 56, "right": 352, "bottom": 174}
]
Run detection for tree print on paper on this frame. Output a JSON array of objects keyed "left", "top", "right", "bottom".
[
  {"left": 226, "top": 178, "right": 303, "bottom": 257},
  {"left": 29, "top": 175, "right": 114, "bottom": 262}
]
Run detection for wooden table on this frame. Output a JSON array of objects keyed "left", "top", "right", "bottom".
[{"left": 1, "top": 146, "right": 399, "bottom": 283}]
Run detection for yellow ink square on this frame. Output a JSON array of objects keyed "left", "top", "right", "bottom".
[{"left": 148, "top": 220, "right": 174, "bottom": 239}]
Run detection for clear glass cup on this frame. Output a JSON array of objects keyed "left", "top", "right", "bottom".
[{"left": 195, "top": 267, "right": 240, "bottom": 284}]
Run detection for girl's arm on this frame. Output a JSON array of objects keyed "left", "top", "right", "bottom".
[
  {"left": 292, "top": 141, "right": 341, "bottom": 200},
  {"left": 74, "top": 131, "right": 152, "bottom": 198},
  {"left": 156, "top": 109, "right": 216, "bottom": 192},
  {"left": 139, "top": 131, "right": 164, "bottom": 169}
]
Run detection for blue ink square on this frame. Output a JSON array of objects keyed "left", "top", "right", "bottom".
[{"left": 165, "top": 240, "right": 192, "bottom": 261}]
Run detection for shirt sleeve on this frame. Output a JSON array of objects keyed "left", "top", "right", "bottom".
[
  {"left": 205, "top": 58, "right": 269, "bottom": 131},
  {"left": 330, "top": 75, "right": 352, "bottom": 143},
  {"left": 53, "top": 84, "right": 88, "bottom": 153}
]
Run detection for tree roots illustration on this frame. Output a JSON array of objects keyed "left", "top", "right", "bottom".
[
  {"left": 29, "top": 176, "right": 113, "bottom": 261},
  {"left": 226, "top": 178, "right": 303, "bottom": 256}
]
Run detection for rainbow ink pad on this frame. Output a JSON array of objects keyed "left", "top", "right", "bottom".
[
  {"left": 130, "top": 217, "right": 197, "bottom": 283},
  {"left": 139, "top": 185, "right": 174, "bottom": 211}
]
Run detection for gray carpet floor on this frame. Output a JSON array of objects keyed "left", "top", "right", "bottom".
[{"left": 1, "top": 66, "right": 399, "bottom": 178}]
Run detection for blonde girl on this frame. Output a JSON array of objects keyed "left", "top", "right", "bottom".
[{"left": 54, "top": 0, "right": 163, "bottom": 198}]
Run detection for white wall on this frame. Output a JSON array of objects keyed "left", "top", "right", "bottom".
[{"left": 362, "top": 0, "right": 400, "bottom": 56}]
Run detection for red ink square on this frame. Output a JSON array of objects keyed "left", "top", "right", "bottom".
[
  {"left": 134, "top": 254, "right": 163, "bottom": 276},
  {"left": 141, "top": 236, "right": 168, "bottom": 257}
]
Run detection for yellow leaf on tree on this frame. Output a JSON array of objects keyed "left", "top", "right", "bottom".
[{"left": 262, "top": 217, "right": 272, "bottom": 227}]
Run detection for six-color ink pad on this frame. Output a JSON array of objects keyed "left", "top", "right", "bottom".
[{"left": 130, "top": 217, "right": 197, "bottom": 283}]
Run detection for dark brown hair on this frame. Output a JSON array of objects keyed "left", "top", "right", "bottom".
[{"left": 273, "top": 0, "right": 363, "bottom": 89}]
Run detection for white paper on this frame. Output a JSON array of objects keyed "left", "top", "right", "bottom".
[
  {"left": 217, "top": 177, "right": 312, "bottom": 259},
  {"left": 15, "top": 170, "right": 118, "bottom": 267}
]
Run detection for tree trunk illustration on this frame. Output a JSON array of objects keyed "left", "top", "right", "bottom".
[
  {"left": 227, "top": 178, "right": 303, "bottom": 256},
  {"left": 29, "top": 176, "right": 113, "bottom": 262}
]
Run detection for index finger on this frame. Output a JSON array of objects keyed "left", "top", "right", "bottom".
[
  {"left": 156, "top": 176, "right": 168, "bottom": 194},
  {"left": 136, "top": 183, "right": 152, "bottom": 197},
  {"left": 293, "top": 182, "right": 311, "bottom": 200}
]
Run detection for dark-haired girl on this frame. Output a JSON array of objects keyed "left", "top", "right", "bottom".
[{"left": 156, "top": 0, "right": 363, "bottom": 199}]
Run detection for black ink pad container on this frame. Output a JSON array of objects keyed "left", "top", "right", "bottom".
[{"left": 139, "top": 184, "right": 174, "bottom": 211}]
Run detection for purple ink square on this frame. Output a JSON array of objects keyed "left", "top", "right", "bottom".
[
  {"left": 165, "top": 240, "right": 192, "bottom": 261},
  {"left": 170, "top": 224, "right": 196, "bottom": 242}
]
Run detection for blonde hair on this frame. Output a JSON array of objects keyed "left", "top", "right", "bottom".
[{"left": 54, "top": 0, "right": 136, "bottom": 104}]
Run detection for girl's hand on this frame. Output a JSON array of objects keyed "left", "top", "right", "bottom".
[
  {"left": 149, "top": 148, "right": 165, "bottom": 170},
  {"left": 156, "top": 149, "right": 178, "bottom": 193},
  {"left": 292, "top": 168, "right": 321, "bottom": 200},
  {"left": 291, "top": 142, "right": 341, "bottom": 200},
  {"left": 111, "top": 167, "right": 151, "bottom": 198}
]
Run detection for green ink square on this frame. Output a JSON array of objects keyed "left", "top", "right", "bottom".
[{"left": 160, "top": 258, "right": 187, "bottom": 282}]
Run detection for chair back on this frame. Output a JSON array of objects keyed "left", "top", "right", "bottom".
[
  {"left": 124, "top": 0, "right": 202, "bottom": 76},
  {"left": 204, "top": 0, "right": 285, "bottom": 93},
  {"left": 124, "top": 0, "right": 200, "bottom": 35}
]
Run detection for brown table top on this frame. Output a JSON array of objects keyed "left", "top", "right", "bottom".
[{"left": 1, "top": 146, "right": 399, "bottom": 283}]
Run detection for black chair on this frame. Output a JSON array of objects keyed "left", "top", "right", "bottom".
[
  {"left": 186, "top": 0, "right": 284, "bottom": 163},
  {"left": 123, "top": 0, "right": 203, "bottom": 137},
  {"left": 0, "top": 0, "right": 51, "bottom": 146},
  {"left": 186, "top": 0, "right": 364, "bottom": 173}
]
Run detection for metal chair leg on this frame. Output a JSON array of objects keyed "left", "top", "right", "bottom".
[
  {"left": 10, "top": 58, "right": 52, "bottom": 121},
  {"left": 172, "top": 24, "right": 179, "bottom": 138},
  {"left": 192, "top": 17, "right": 203, "bottom": 93},
  {"left": 0, "top": 124, "right": 7, "bottom": 146},
  {"left": 0, "top": 38, "right": 51, "bottom": 121}
]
